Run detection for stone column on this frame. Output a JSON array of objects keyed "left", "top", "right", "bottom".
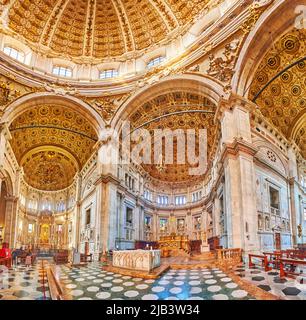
[
  {"left": 138, "top": 203, "right": 145, "bottom": 241},
  {"left": 219, "top": 97, "right": 259, "bottom": 254},
  {"left": 4, "top": 196, "right": 18, "bottom": 247},
  {"left": 152, "top": 209, "right": 158, "bottom": 241},
  {"left": 99, "top": 176, "right": 119, "bottom": 252},
  {"left": 287, "top": 148, "right": 300, "bottom": 245},
  {"left": 186, "top": 210, "right": 192, "bottom": 239},
  {"left": 0, "top": 123, "right": 11, "bottom": 168},
  {"left": 74, "top": 174, "right": 82, "bottom": 251}
]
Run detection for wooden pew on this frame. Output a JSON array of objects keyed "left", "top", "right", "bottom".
[
  {"left": 54, "top": 250, "right": 69, "bottom": 264},
  {"left": 285, "top": 249, "right": 306, "bottom": 260},
  {"left": 249, "top": 254, "right": 271, "bottom": 272},
  {"left": 80, "top": 253, "right": 92, "bottom": 263},
  {"left": 46, "top": 268, "right": 64, "bottom": 300},
  {"left": 279, "top": 258, "right": 306, "bottom": 279},
  {"left": 263, "top": 251, "right": 283, "bottom": 269}
]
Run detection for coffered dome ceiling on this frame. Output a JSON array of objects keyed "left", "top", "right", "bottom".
[
  {"left": 9, "top": 105, "right": 98, "bottom": 191},
  {"left": 128, "top": 91, "right": 219, "bottom": 183},
  {"left": 4, "top": 0, "right": 210, "bottom": 60},
  {"left": 249, "top": 28, "right": 306, "bottom": 159}
]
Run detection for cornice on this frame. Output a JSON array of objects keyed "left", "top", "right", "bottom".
[{"left": 220, "top": 138, "right": 259, "bottom": 164}]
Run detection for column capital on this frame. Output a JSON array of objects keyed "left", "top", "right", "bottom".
[
  {"left": 94, "top": 173, "right": 120, "bottom": 186},
  {"left": 215, "top": 94, "right": 257, "bottom": 122},
  {"left": 220, "top": 138, "right": 258, "bottom": 163},
  {"left": 4, "top": 195, "right": 18, "bottom": 203}
]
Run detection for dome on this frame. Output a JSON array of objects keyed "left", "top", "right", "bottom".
[{"left": 5, "top": 0, "right": 210, "bottom": 61}]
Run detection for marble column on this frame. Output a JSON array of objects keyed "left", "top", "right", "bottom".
[
  {"left": 96, "top": 175, "right": 119, "bottom": 252},
  {"left": 138, "top": 204, "right": 145, "bottom": 241},
  {"left": 0, "top": 123, "right": 11, "bottom": 168},
  {"left": 4, "top": 196, "right": 18, "bottom": 246},
  {"left": 219, "top": 97, "right": 259, "bottom": 254},
  {"left": 287, "top": 148, "right": 300, "bottom": 245},
  {"left": 74, "top": 174, "right": 82, "bottom": 251},
  {"left": 186, "top": 210, "right": 192, "bottom": 239}
]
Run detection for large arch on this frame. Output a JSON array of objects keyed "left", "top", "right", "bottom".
[
  {"left": 1, "top": 92, "right": 106, "bottom": 138},
  {"left": 111, "top": 73, "right": 227, "bottom": 131},
  {"left": 110, "top": 74, "right": 226, "bottom": 183},
  {"left": 232, "top": 0, "right": 302, "bottom": 97}
]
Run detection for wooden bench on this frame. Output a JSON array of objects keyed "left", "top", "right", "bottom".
[
  {"left": 81, "top": 254, "right": 92, "bottom": 263},
  {"left": 54, "top": 250, "right": 69, "bottom": 264},
  {"left": 46, "top": 268, "right": 64, "bottom": 300},
  {"left": 285, "top": 249, "right": 306, "bottom": 260},
  {"left": 263, "top": 251, "right": 283, "bottom": 269},
  {"left": 279, "top": 258, "right": 306, "bottom": 279},
  {"left": 249, "top": 254, "right": 271, "bottom": 272}
]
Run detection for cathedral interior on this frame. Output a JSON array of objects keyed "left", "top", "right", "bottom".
[{"left": 0, "top": 0, "right": 305, "bottom": 301}]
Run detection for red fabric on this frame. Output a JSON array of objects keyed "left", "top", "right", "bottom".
[{"left": 0, "top": 248, "right": 11, "bottom": 258}]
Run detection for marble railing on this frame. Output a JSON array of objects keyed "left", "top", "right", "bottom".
[{"left": 216, "top": 248, "right": 242, "bottom": 269}]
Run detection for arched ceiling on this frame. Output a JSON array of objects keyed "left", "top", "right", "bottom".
[
  {"left": 249, "top": 28, "right": 306, "bottom": 159},
  {"left": 9, "top": 104, "right": 98, "bottom": 190},
  {"left": 5, "top": 0, "right": 210, "bottom": 60},
  {"left": 128, "top": 91, "right": 218, "bottom": 183},
  {"left": 21, "top": 150, "right": 77, "bottom": 191}
]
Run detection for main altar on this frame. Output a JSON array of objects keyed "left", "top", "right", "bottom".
[
  {"left": 112, "top": 250, "right": 161, "bottom": 272},
  {"left": 158, "top": 234, "right": 190, "bottom": 257}
]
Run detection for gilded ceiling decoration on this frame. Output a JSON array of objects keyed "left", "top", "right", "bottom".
[
  {"left": 249, "top": 29, "right": 306, "bottom": 159},
  {"left": 9, "top": 104, "right": 98, "bottom": 190},
  {"left": 84, "top": 93, "right": 130, "bottom": 122},
  {"left": 21, "top": 150, "right": 78, "bottom": 191},
  {"left": 5, "top": 0, "right": 210, "bottom": 60},
  {"left": 0, "top": 74, "right": 33, "bottom": 110},
  {"left": 128, "top": 91, "right": 218, "bottom": 183}
]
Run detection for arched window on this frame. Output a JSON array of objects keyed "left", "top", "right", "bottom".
[
  {"left": 99, "top": 69, "right": 119, "bottom": 79},
  {"left": 3, "top": 46, "right": 25, "bottom": 63},
  {"left": 147, "top": 56, "right": 165, "bottom": 68},
  {"left": 175, "top": 195, "right": 186, "bottom": 205},
  {"left": 52, "top": 65, "right": 72, "bottom": 78}
]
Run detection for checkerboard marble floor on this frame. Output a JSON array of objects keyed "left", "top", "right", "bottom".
[
  {"left": 234, "top": 265, "right": 306, "bottom": 300},
  {"left": 57, "top": 262, "right": 254, "bottom": 300},
  {"left": 0, "top": 260, "right": 50, "bottom": 300}
]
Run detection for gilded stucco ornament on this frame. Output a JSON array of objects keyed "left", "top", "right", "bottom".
[
  {"left": 240, "top": 0, "right": 274, "bottom": 34},
  {"left": 85, "top": 93, "right": 130, "bottom": 122},
  {"left": 207, "top": 39, "right": 241, "bottom": 91},
  {"left": 43, "top": 83, "right": 80, "bottom": 96},
  {"left": 0, "top": 80, "right": 20, "bottom": 106}
]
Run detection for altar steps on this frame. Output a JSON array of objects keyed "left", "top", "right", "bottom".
[
  {"left": 190, "top": 252, "right": 216, "bottom": 261},
  {"left": 102, "top": 263, "right": 170, "bottom": 279},
  {"left": 167, "top": 248, "right": 191, "bottom": 257}
]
